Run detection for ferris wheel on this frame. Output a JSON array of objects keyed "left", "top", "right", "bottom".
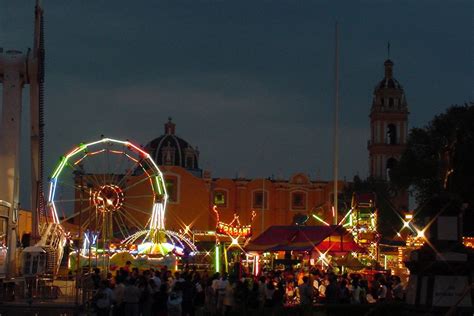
[{"left": 47, "top": 138, "right": 168, "bottom": 246}]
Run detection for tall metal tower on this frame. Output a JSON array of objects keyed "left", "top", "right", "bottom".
[{"left": 0, "top": 1, "right": 45, "bottom": 277}]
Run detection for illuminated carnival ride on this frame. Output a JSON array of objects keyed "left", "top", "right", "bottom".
[
  {"left": 48, "top": 138, "right": 196, "bottom": 271},
  {"left": 344, "top": 193, "right": 380, "bottom": 264},
  {"left": 310, "top": 193, "right": 380, "bottom": 268}
]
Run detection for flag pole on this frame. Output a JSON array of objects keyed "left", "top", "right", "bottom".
[{"left": 333, "top": 22, "right": 340, "bottom": 225}]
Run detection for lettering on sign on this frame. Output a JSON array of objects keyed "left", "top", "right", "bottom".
[{"left": 216, "top": 222, "right": 252, "bottom": 238}]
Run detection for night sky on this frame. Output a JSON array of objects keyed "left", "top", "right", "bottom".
[{"left": 1, "top": 1, "right": 473, "bottom": 209}]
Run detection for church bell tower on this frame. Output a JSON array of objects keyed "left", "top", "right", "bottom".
[{"left": 368, "top": 59, "right": 409, "bottom": 210}]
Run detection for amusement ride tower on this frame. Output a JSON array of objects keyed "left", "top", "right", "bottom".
[{"left": 0, "top": 1, "right": 45, "bottom": 276}]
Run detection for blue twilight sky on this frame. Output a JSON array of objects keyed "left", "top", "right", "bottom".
[{"left": 1, "top": 0, "right": 473, "bottom": 208}]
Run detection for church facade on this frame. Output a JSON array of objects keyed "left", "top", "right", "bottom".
[{"left": 145, "top": 118, "right": 343, "bottom": 238}]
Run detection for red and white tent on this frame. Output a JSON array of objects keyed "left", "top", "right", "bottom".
[{"left": 246, "top": 225, "right": 362, "bottom": 254}]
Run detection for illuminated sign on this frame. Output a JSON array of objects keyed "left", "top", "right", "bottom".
[
  {"left": 213, "top": 206, "right": 256, "bottom": 239},
  {"left": 216, "top": 222, "right": 252, "bottom": 238}
]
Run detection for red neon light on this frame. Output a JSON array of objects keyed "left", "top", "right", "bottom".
[
  {"left": 74, "top": 154, "right": 88, "bottom": 166},
  {"left": 109, "top": 150, "right": 124, "bottom": 154},
  {"left": 127, "top": 142, "right": 148, "bottom": 157},
  {"left": 213, "top": 205, "right": 220, "bottom": 222},
  {"left": 88, "top": 149, "right": 106, "bottom": 156}
]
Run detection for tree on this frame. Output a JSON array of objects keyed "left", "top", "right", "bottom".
[{"left": 391, "top": 103, "right": 474, "bottom": 235}]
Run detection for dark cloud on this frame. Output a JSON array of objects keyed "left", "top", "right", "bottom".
[{"left": 1, "top": 0, "right": 472, "bottom": 209}]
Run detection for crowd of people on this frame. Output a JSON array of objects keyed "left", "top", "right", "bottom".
[{"left": 86, "top": 262, "right": 405, "bottom": 316}]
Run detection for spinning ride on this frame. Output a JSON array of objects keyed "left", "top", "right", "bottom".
[
  {"left": 49, "top": 137, "right": 196, "bottom": 269},
  {"left": 347, "top": 193, "right": 379, "bottom": 262}
]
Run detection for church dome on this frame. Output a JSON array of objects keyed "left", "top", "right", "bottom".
[
  {"left": 375, "top": 77, "right": 403, "bottom": 91},
  {"left": 374, "top": 59, "right": 404, "bottom": 92},
  {"left": 371, "top": 59, "right": 408, "bottom": 112},
  {"left": 144, "top": 118, "right": 200, "bottom": 171}
]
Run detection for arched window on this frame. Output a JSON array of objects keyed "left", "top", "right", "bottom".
[
  {"left": 389, "top": 98, "right": 394, "bottom": 108},
  {"left": 386, "top": 157, "right": 398, "bottom": 181},
  {"left": 162, "top": 142, "right": 176, "bottom": 165},
  {"left": 185, "top": 147, "right": 196, "bottom": 169},
  {"left": 253, "top": 190, "right": 268, "bottom": 209},
  {"left": 387, "top": 124, "right": 397, "bottom": 145},
  {"left": 213, "top": 190, "right": 228, "bottom": 207},
  {"left": 185, "top": 155, "right": 194, "bottom": 169},
  {"left": 291, "top": 191, "right": 307, "bottom": 210}
]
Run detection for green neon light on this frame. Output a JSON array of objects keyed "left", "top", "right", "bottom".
[
  {"left": 51, "top": 156, "right": 67, "bottom": 179},
  {"left": 215, "top": 245, "right": 220, "bottom": 273},
  {"left": 312, "top": 214, "right": 330, "bottom": 226},
  {"left": 223, "top": 246, "right": 229, "bottom": 273},
  {"left": 155, "top": 176, "right": 162, "bottom": 195},
  {"left": 158, "top": 243, "right": 165, "bottom": 255}
]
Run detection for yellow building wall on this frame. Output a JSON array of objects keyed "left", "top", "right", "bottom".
[
  {"left": 69, "top": 168, "right": 345, "bottom": 241},
  {"left": 18, "top": 209, "right": 32, "bottom": 239},
  {"left": 160, "top": 166, "right": 212, "bottom": 232}
]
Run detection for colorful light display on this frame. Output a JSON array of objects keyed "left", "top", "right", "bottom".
[
  {"left": 215, "top": 244, "right": 220, "bottom": 273},
  {"left": 48, "top": 137, "right": 168, "bottom": 231},
  {"left": 50, "top": 137, "right": 196, "bottom": 269},
  {"left": 211, "top": 206, "right": 257, "bottom": 274},
  {"left": 213, "top": 206, "right": 256, "bottom": 238},
  {"left": 92, "top": 184, "right": 124, "bottom": 213},
  {"left": 343, "top": 193, "right": 380, "bottom": 263},
  {"left": 216, "top": 222, "right": 252, "bottom": 238}
]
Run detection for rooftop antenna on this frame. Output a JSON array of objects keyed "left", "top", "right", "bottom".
[
  {"left": 387, "top": 41, "right": 391, "bottom": 59},
  {"left": 332, "top": 22, "right": 340, "bottom": 225}
]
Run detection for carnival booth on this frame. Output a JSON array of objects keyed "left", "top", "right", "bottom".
[{"left": 246, "top": 225, "right": 362, "bottom": 272}]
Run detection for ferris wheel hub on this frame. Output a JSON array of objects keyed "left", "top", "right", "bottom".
[{"left": 92, "top": 184, "right": 124, "bottom": 213}]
